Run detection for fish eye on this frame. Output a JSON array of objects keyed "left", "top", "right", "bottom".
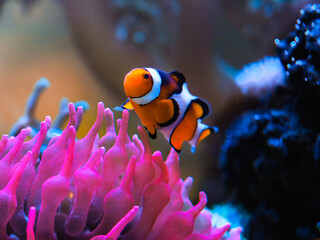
[{"left": 144, "top": 74, "right": 150, "bottom": 79}]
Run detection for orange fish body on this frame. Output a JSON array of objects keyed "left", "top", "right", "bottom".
[{"left": 121, "top": 68, "right": 217, "bottom": 153}]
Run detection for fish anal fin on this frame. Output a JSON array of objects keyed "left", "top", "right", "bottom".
[
  {"left": 170, "top": 71, "right": 186, "bottom": 87},
  {"left": 121, "top": 99, "right": 134, "bottom": 110},
  {"left": 198, "top": 128, "right": 212, "bottom": 145},
  {"left": 190, "top": 124, "right": 218, "bottom": 153}
]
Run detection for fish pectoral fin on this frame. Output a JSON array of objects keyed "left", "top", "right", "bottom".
[
  {"left": 156, "top": 99, "right": 179, "bottom": 127},
  {"left": 191, "top": 98, "right": 211, "bottom": 119},
  {"left": 169, "top": 71, "right": 186, "bottom": 87},
  {"left": 144, "top": 125, "right": 157, "bottom": 139},
  {"left": 121, "top": 99, "right": 134, "bottom": 110}
]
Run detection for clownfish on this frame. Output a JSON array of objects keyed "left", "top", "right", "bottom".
[{"left": 120, "top": 68, "right": 217, "bottom": 153}]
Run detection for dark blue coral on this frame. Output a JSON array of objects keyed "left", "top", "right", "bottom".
[{"left": 219, "top": 4, "right": 320, "bottom": 240}]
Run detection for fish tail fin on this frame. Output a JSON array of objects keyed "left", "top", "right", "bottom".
[{"left": 189, "top": 121, "right": 218, "bottom": 153}]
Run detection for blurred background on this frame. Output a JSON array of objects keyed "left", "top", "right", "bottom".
[{"left": 0, "top": 0, "right": 313, "bottom": 203}]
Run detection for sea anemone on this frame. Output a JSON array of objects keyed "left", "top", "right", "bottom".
[{"left": 0, "top": 80, "right": 242, "bottom": 240}]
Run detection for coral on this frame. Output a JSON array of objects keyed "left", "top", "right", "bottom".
[
  {"left": 234, "top": 57, "right": 285, "bottom": 96},
  {"left": 276, "top": 3, "right": 320, "bottom": 130},
  {"left": 246, "top": 0, "right": 298, "bottom": 17},
  {"left": 9, "top": 78, "right": 89, "bottom": 153},
  {"left": 219, "top": 4, "right": 320, "bottom": 240},
  {"left": 276, "top": 3, "right": 320, "bottom": 92},
  {"left": 0, "top": 80, "right": 242, "bottom": 239},
  {"left": 210, "top": 204, "right": 250, "bottom": 240},
  {"left": 220, "top": 109, "right": 320, "bottom": 239}
]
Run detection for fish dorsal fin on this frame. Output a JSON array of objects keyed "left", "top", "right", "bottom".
[
  {"left": 121, "top": 99, "right": 134, "bottom": 110},
  {"left": 170, "top": 71, "right": 186, "bottom": 87}
]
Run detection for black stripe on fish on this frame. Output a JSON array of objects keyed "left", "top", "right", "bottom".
[
  {"left": 157, "top": 69, "right": 170, "bottom": 86},
  {"left": 157, "top": 99, "right": 180, "bottom": 128}
]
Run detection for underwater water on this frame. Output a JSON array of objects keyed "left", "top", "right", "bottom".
[{"left": 0, "top": 0, "right": 319, "bottom": 239}]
